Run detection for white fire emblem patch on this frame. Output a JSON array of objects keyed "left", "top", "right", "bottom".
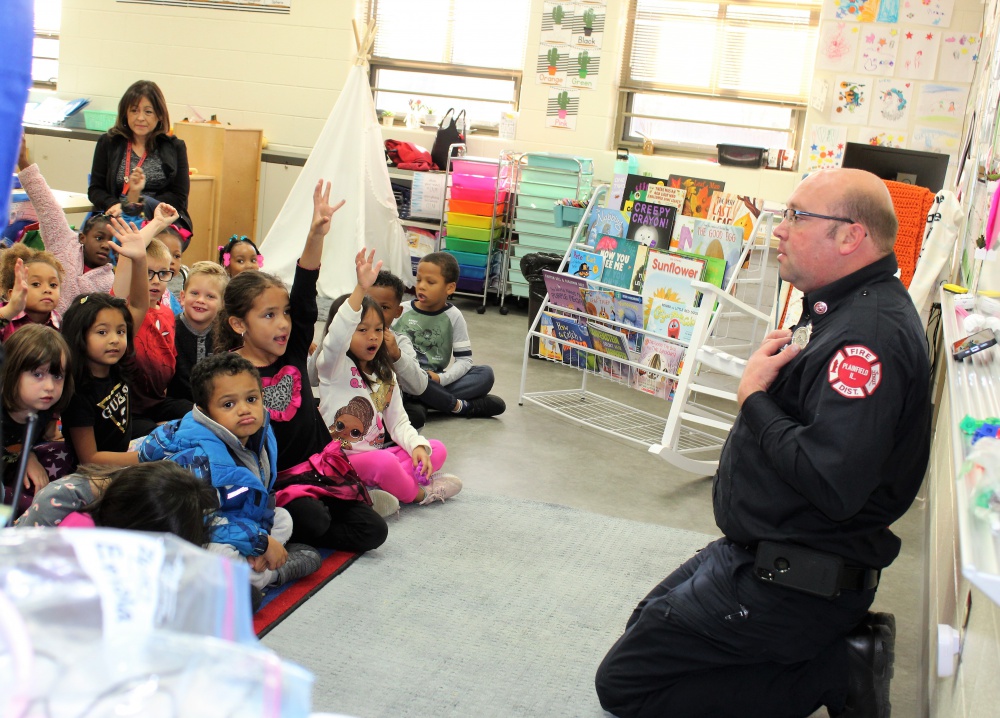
[{"left": 828, "top": 345, "right": 882, "bottom": 398}]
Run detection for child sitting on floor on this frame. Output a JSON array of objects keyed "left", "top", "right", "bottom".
[
  {"left": 314, "top": 250, "right": 461, "bottom": 506},
  {"left": 169, "top": 261, "right": 227, "bottom": 403},
  {"left": 155, "top": 224, "right": 187, "bottom": 314},
  {"left": 138, "top": 352, "right": 321, "bottom": 589},
  {"left": 395, "top": 252, "right": 505, "bottom": 418},
  {"left": 14, "top": 460, "right": 218, "bottom": 546},
  {"left": 218, "top": 234, "right": 263, "bottom": 279},
  {"left": 0, "top": 246, "right": 63, "bottom": 341}
]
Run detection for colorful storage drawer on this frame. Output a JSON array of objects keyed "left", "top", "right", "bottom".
[
  {"left": 458, "top": 263, "right": 487, "bottom": 280},
  {"left": 525, "top": 154, "right": 595, "bottom": 175},
  {"left": 516, "top": 207, "right": 556, "bottom": 224},
  {"left": 519, "top": 167, "right": 592, "bottom": 189},
  {"left": 511, "top": 234, "right": 571, "bottom": 253},
  {"left": 449, "top": 198, "right": 505, "bottom": 216},
  {"left": 443, "top": 236, "right": 490, "bottom": 254},
  {"left": 450, "top": 159, "right": 500, "bottom": 178},
  {"left": 448, "top": 224, "right": 502, "bottom": 241},
  {"left": 507, "top": 267, "right": 526, "bottom": 284},
  {"left": 518, "top": 180, "right": 592, "bottom": 200},
  {"left": 445, "top": 249, "right": 488, "bottom": 268},
  {"left": 446, "top": 212, "right": 495, "bottom": 229},
  {"left": 516, "top": 193, "right": 561, "bottom": 209},
  {"left": 456, "top": 276, "right": 485, "bottom": 293},
  {"left": 452, "top": 173, "right": 498, "bottom": 191},
  {"left": 514, "top": 219, "right": 574, "bottom": 239},
  {"left": 451, "top": 186, "right": 508, "bottom": 204}
]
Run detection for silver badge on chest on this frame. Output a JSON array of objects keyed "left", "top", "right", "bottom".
[{"left": 791, "top": 323, "right": 812, "bottom": 350}]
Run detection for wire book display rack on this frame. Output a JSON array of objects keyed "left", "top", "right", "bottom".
[{"left": 518, "top": 184, "right": 779, "bottom": 474}]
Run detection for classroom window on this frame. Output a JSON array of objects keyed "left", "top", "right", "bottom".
[
  {"left": 618, "top": 0, "right": 820, "bottom": 157},
  {"left": 33, "top": 0, "right": 62, "bottom": 88},
  {"left": 361, "top": 0, "right": 531, "bottom": 131}
]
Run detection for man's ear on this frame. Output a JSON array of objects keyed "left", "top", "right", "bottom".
[
  {"left": 839, "top": 223, "right": 869, "bottom": 256},
  {"left": 228, "top": 315, "right": 247, "bottom": 335}
]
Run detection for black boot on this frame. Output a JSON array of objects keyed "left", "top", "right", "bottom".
[{"left": 832, "top": 612, "right": 896, "bottom": 718}]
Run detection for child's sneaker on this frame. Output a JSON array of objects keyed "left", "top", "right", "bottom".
[
  {"left": 370, "top": 489, "right": 400, "bottom": 518},
  {"left": 418, "top": 473, "right": 463, "bottom": 505},
  {"left": 462, "top": 394, "right": 506, "bottom": 418},
  {"left": 273, "top": 543, "right": 322, "bottom": 586}
]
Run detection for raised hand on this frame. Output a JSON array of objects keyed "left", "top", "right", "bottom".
[
  {"left": 310, "top": 179, "right": 346, "bottom": 238},
  {"left": 127, "top": 166, "right": 146, "bottom": 200},
  {"left": 4, "top": 259, "right": 29, "bottom": 317},
  {"left": 355, "top": 248, "right": 383, "bottom": 290},
  {"left": 153, "top": 202, "right": 179, "bottom": 226},
  {"left": 108, "top": 217, "right": 147, "bottom": 260}
]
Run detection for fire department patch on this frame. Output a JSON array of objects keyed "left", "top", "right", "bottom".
[{"left": 828, "top": 345, "right": 881, "bottom": 399}]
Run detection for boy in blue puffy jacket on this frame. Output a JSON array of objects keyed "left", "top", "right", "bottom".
[{"left": 138, "top": 352, "right": 320, "bottom": 591}]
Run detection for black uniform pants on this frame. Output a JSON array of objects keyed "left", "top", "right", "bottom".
[
  {"left": 595, "top": 538, "right": 876, "bottom": 718},
  {"left": 283, "top": 496, "right": 388, "bottom": 553}
]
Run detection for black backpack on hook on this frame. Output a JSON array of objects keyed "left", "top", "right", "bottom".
[{"left": 431, "top": 108, "right": 466, "bottom": 171}]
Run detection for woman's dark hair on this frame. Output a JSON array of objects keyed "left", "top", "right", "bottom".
[
  {"left": 83, "top": 461, "right": 219, "bottom": 546},
  {"left": 60, "top": 293, "right": 135, "bottom": 384},
  {"left": 0, "top": 325, "right": 74, "bottom": 414},
  {"left": 214, "top": 270, "right": 287, "bottom": 350},
  {"left": 326, "top": 293, "right": 394, "bottom": 386},
  {"left": 218, "top": 234, "right": 262, "bottom": 267},
  {"left": 110, "top": 80, "right": 170, "bottom": 145},
  {"left": 191, "top": 352, "right": 262, "bottom": 409}
]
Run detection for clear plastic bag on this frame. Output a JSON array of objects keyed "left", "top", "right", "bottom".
[{"left": 0, "top": 528, "right": 314, "bottom": 717}]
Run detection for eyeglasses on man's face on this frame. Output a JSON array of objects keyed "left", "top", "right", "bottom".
[
  {"left": 780, "top": 209, "right": 856, "bottom": 225},
  {"left": 147, "top": 269, "right": 175, "bottom": 282}
]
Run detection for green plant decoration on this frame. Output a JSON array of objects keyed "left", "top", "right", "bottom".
[
  {"left": 552, "top": 5, "right": 564, "bottom": 25},
  {"left": 577, "top": 51, "right": 590, "bottom": 78},
  {"left": 583, "top": 8, "right": 595, "bottom": 36},
  {"left": 547, "top": 46, "right": 560, "bottom": 75},
  {"left": 557, "top": 91, "right": 570, "bottom": 119}
]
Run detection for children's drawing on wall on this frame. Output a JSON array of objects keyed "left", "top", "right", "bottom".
[
  {"left": 824, "top": 0, "right": 880, "bottom": 22},
  {"left": 872, "top": 78, "right": 912, "bottom": 128},
  {"left": 876, "top": 0, "right": 899, "bottom": 23},
  {"left": 806, "top": 125, "right": 849, "bottom": 171},
  {"left": 546, "top": 88, "right": 579, "bottom": 130},
  {"left": 834, "top": 77, "right": 872, "bottom": 125},
  {"left": 817, "top": 21, "right": 861, "bottom": 72},
  {"left": 855, "top": 26, "right": 899, "bottom": 76},
  {"left": 541, "top": 3, "right": 574, "bottom": 45},
  {"left": 896, "top": 27, "right": 941, "bottom": 80},
  {"left": 901, "top": 0, "right": 953, "bottom": 27},
  {"left": 938, "top": 33, "right": 980, "bottom": 84},
  {"left": 860, "top": 128, "right": 907, "bottom": 147},
  {"left": 537, "top": 43, "right": 567, "bottom": 86},
  {"left": 571, "top": 5, "right": 605, "bottom": 50},
  {"left": 570, "top": 48, "right": 601, "bottom": 90},
  {"left": 911, "top": 125, "right": 960, "bottom": 155},
  {"left": 915, "top": 84, "right": 969, "bottom": 123}
]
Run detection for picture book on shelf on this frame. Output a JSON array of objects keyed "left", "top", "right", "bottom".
[
  {"left": 549, "top": 314, "right": 593, "bottom": 369},
  {"left": 588, "top": 324, "right": 634, "bottom": 382},
  {"left": 634, "top": 336, "right": 685, "bottom": 400},
  {"left": 614, "top": 291, "right": 644, "bottom": 353},
  {"left": 586, "top": 208, "right": 628, "bottom": 247},
  {"left": 630, "top": 244, "right": 650, "bottom": 293},
  {"left": 538, "top": 312, "right": 567, "bottom": 361},
  {"left": 667, "top": 175, "right": 726, "bottom": 218},
  {"left": 542, "top": 270, "right": 587, "bottom": 313},
  {"left": 567, "top": 247, "right": 604, "bottom": 282},
  {"left": 672, "top": 250, "right": 725, "bottom": 290},
  {"left": 582, "top": 288, "right": 617, "bottom": 322},
  {"left": 626, "top": 201, "right": 677, "bottom": 249},
  {"left": 646, "top": 298, "right": 699, "bottom": 343},
  {"left": 707, "top": 193, "right": 764, "bottom": 241},
  {"left": 620, "top": 173, "right": 680, "bottom": 214},
  {"left": 640, "top": 250, "right": 705, "bottom": 316},
  {"left": 593, "top": 236, "right": 642, "bottom": 290},
  {"left": 671, "top": 215, "right": 697, "bottom": 252},
  {"left": 691, "top": 219, "right": 745, "bottom": 287},
  {"left": 644, "top": 183, "right": 686, "bottom": 211}
]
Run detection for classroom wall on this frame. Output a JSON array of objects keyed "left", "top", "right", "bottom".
[{"left": 55, "top": 0, "right": 799, "bottom": 203}]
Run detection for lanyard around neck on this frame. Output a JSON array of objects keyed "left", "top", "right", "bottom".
[{"left": 121, "top": 140, "right": 147, "bottom": 196}]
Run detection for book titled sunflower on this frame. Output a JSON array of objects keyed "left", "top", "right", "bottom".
[{"left": 639, "top": 250, "right": 706, "bottom": 326}]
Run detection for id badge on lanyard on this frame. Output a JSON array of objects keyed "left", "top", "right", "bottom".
[{"left": 121, "top": 141, "right": 147, "bottom": 196}]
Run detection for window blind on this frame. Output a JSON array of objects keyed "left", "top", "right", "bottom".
[
  {"left": 625, "top": 0, "right": 820, "bottom": 104},
  {"left": 365, "top": 0, "right": 531, "bottom": 70}
]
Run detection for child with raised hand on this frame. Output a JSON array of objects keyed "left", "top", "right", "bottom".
[
  {"left": 155, "top": 224, "right": 187, "bottom": 314},
  {"left": 0, "top": 247, "right": 63, "bottom": 342},
  {"left": 1, "top": 325, "right": 73, "bottom": 501},
  {"left": 397, "top": 252, "right": 506, "bottom": 418},
  {"left": 218, "top": 234, "right": 264, "bottom": 278},
  {"left": 16, "top": 161, "right": 116, "bottom": 314},
  {"left": 169, "top": 261, "right": 227, "bottom": 403},
  {"left": 60, "top": 293, "right": 139, "bottom": 466},
  {"left": 215, "top": 179, "right": 388, "bottom": 552},
  {"left": 14, "top": 460, "right": 218, "bottom": 546},
  {"left": 316, "top": 253, "right": 461, "bottom": 505},
  {"left": 137, "top": 353, "right": 321, "bottom": 589}
]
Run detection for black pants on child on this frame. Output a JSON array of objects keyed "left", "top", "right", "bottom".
[
  {"left": 283, "top": 496, "right": 388, "bottom": 553},
  {"left": 133, "top": 397, "right": 194, "bottom": 438}
]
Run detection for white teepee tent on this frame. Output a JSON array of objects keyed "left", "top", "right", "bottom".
[{"left": 260, "top": 22, "right": 412, "bottom": 297}]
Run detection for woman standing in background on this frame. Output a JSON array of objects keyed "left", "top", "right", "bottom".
[{"left": 88, "top": 80, "right": 192, "bottom": 232}]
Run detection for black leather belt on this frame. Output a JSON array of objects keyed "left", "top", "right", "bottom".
[
  {"left": 838, "top": 565, "right": 881, "bottom": 592},
  {"left": 745, "top": 541, "right": 880, "bottom": 597}
]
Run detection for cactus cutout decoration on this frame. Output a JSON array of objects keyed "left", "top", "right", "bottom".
[
  {"left": 557, "top": 90, "right": 569, "bottom": 118},
  {"left": 547, "top": 47, "right": 560, "bottom": 75},
  {"left": 552, "top": 5, "right": 564, "bottom": 26},
  {"left": 577, "top": 51, "right": 590, "bottom": 78},
  {"left": 583, "top": 8, "right": 595, "bottom": 36}
]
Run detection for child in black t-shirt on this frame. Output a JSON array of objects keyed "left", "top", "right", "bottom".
[
  {"left": 60, "top": 293, "right": 139, "bottom": 466},
  {"left": 169, "top": 261, "right": 227, "bottom": 402}
]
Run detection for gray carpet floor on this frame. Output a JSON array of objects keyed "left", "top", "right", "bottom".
[{"left": 262, "top": 490, "right": 714, "bottom": 718}]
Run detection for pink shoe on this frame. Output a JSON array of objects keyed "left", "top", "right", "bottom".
[{"left": 418, "top": 473, "right": 463, "bottom": 505}]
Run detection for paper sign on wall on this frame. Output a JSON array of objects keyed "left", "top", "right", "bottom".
[
  {"left": 911, "top": 125, "right": 961, "bottom": 154},
  {"left": 546, "top": 88, "right": 580, "bottom": 130},
  {"left": 859, "top": 127, "right": 907, "bottom": 147},
  {"left": 915, "top": 84, "right": 969, "bottom": 123},
  {"left": 817, "top": 22, "right": 861, "bottom": 72},
  {"left": 938, "top": 33, "right": 980, "bottom": 84},
  {"left": 900, "top": 0, "right": 953, "bottom": 27},
  {"left": 410, "top": 172, "right": 446, "bottom": 219},
  {"left": 871, "top": 78, "right": 913, "bottom": 128},
  {"left": 834, "top": 77, "right": 872, "bottom": 125},
  {"left": 896, "top": 26, "right": 941, "bottom": 80},
  {"left": 855, "top": 26, "right": 899, "bottom": 76},
  {"left": 806, "top": 125, "right": 849, "bottom": 171}
]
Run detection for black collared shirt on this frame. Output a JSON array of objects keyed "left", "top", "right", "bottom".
[{"left": 714, "top": 253, "right": 932, "bottom": 568}]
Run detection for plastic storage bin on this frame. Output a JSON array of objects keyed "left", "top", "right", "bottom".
[
  {"left": 443, "top": 236, "right": 490, "bottom": 254},
  {"left": 514, "top": 219, "right": 575, "bottom": 239},
  {"left": 445, "top": 249, "right": 489, "bottom": 268},
  {"left": 452, "top": 173, "right": 498, "bottom": 191},
  {"left": 525, "top": 154, "right": 595, "bottom": 175},
  {"left": 458, "top": 264, "right": 487, "bottom": 280},
  {"left": 446, "top": 212, "right": 495, "bottom": 229},
  {"left": 451, "top": 186, "right": 508, "bottom": 204},
  {"left": 450, "top": 159, "right": 500, "bottom": 178},
  {"left": 448, "top": 224, "right": 503, "bottom": 241},
  {"left": 83, "top": 110, "right": 116, "bottom": 132},
  {"left": 449, "top": 198, "right": 504, "bottom": 216},
  {"left": 717, "top": 144, "right": 766, "bottom": 167}
]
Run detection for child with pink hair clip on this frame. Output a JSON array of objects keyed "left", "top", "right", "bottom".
[{"left": 218, "top": 235, "right": 264, "bottom": 278}]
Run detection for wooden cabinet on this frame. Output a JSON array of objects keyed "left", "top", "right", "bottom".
[
  {"left": 184, "top": 175, "right": 217, "bottom": 264},
  {"left": 174, "top": 123, "right": 262, "bottom": 257}
]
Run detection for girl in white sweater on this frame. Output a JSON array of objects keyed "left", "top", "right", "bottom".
[{"left": 314, "top": 249, "right": 461, "bottom": 505}]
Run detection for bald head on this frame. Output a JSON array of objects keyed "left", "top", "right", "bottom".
[{"left": 802, "top": 169, "right": 898, "bottom": 256}]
